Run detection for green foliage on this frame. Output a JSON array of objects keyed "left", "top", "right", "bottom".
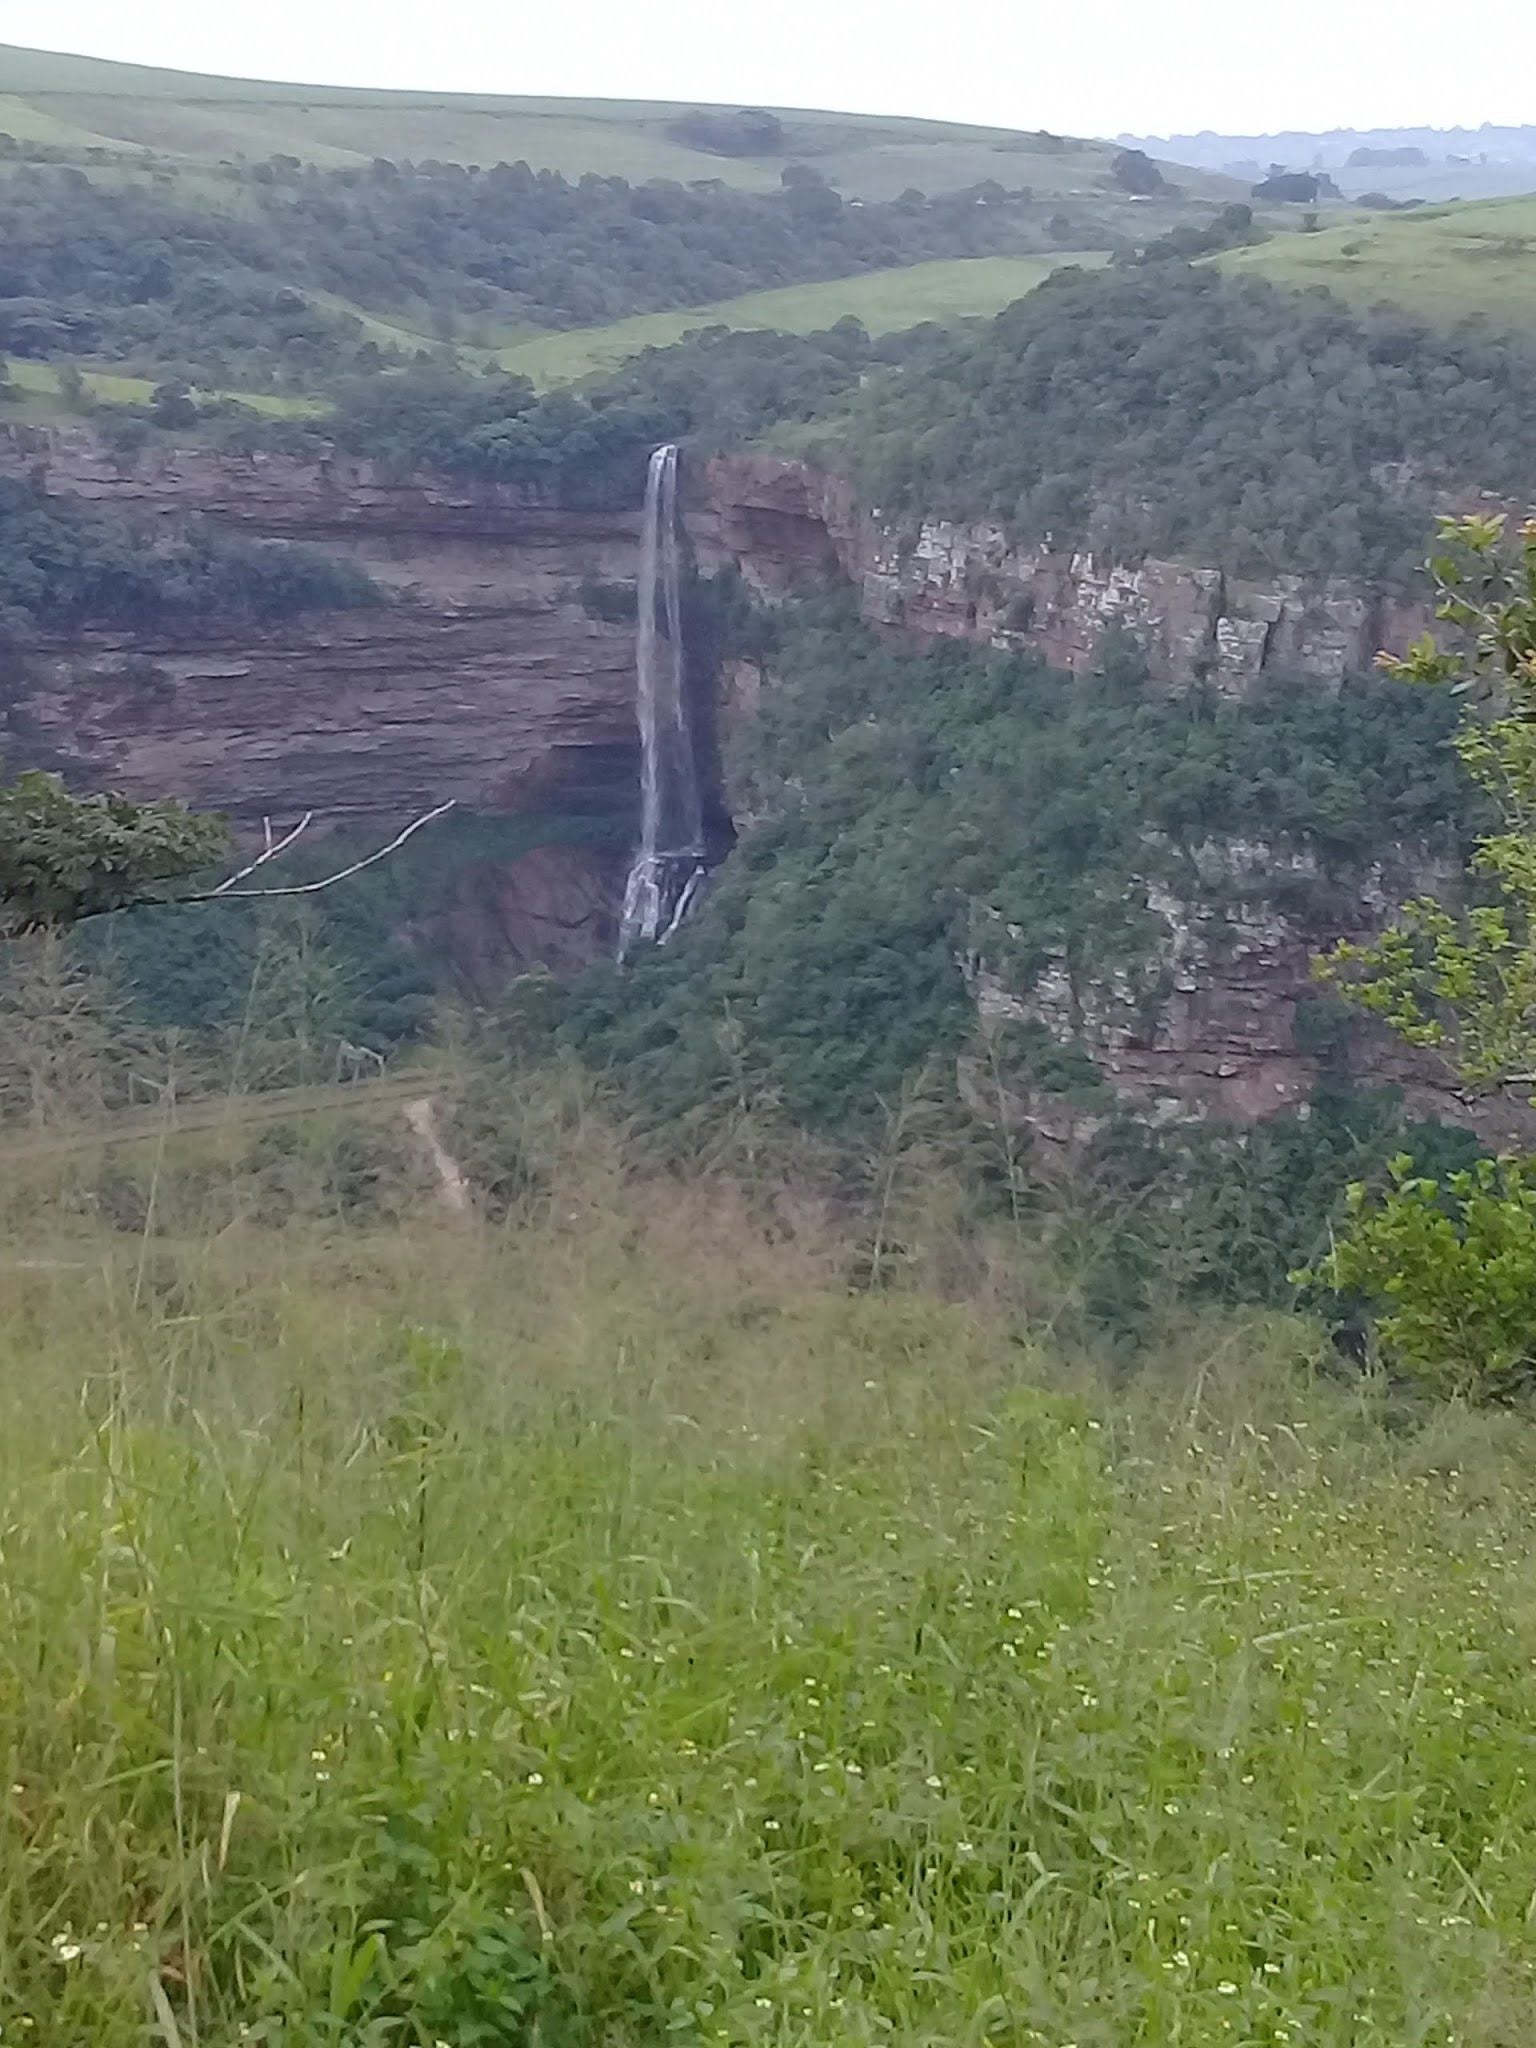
[
  {"left": 1111, "top": 146, "right": 1165, "bottom": 194},
  {"left": 818, "top": 265, "right": 1536, "bottom": 584},
  {"left": 1306, "top": 519, "right": 1536, "bottom": 1397},
  {"left": 0, "top": 770, "right": 227, "bottom": 937},
  {"left": 0, "top": 479, "right": 379, "bottom": 633},
  {"left": 0, "top": 157, "right": 1098, "bottom": 396},
  {"left": 86, "top": 811, "right": 618, "bottom": 1050},
  {"left": 269, "top": 322, "right": 946, "bottom": 492},
  {"left": 1321, "top": 517, "right": 1536, "bottom": 1093},
  {"left": 1309, "top": 1155, "right": 1536, "bottom": 1400},
  {"left": 1221, "top": 196, "right": 1536, "bottom": 339},
  {"left": 556, "top": 601, "right": 1471, "bottom": 1133},
  {"left": 1100, "top": 1087, "right": 1484, "bottom": 1316}
]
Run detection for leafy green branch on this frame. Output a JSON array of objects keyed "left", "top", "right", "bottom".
[{"left": 1318, "top": 515, "right": 1536, "bottom": 1099}]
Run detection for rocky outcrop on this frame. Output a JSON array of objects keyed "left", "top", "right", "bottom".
[
  {"left": 970, "top": 842, "right": 1533, "bottom": 1150},
  {"left": 434, "top": 842, "right": 625, "bottom": 993},
  {"left": 0, "top": 427, "right": 1504, "bottom": 1131},
  {"left": 695, "top": 454, "right": 1433, "bottom": 689}
]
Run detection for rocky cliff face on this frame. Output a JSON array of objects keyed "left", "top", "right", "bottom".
[
  {"left": 0, "top": 425, "right": 646, "bottom": 827},
  {"left": 694, "top": 456, "right": 1517, "bottom": 1138},
  {"left": 967, "top": 842, "right": 1530, "bottom": 1153},
  {"left": 0, "top": 425, "right": 650, "bottom": 975},
  {"left": 695, "top": 454, "right": 1433, "bottom": 689}
]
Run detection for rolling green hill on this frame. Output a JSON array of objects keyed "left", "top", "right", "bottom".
[
  {"left": 492, "top": 253, "right": 1108, "bottom": 385},
  {"left": 1219, "top": 196, "right": 1536, "bottom": 332},
  {"left": 0, "top": 41, "right": 1239, "bottom": 200}
]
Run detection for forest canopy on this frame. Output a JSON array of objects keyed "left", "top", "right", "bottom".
[{"left": 812, "top": 264, "right": 1536, "bottom": 585}]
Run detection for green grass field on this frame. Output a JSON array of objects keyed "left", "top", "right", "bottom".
[
  {"left": 1221, "top": 195, "right": 1536, "bottom": 332},
  {"left": 2, "top": 1080, "right": 1536, "bottom": 2046},
  {"left": 2, "top": 362, "right": 319, "bottom": 419},
  {"left": 493, "top": 253, "right": 1108, "bottom": 384},
  {"left": 0, "top": 41, "right": 1239, "bottom": 199}
]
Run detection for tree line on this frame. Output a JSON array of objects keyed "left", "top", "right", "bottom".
[{"left": 0, "top": 156, "right": 1125, "bottom": 394}]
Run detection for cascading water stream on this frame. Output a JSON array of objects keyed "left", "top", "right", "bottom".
[{"left": 618, "top": 444, "right": 707, "bottom": 960}]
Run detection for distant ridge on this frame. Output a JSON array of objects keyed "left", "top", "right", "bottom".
[{"left": 0, "top": 40, "right": 1240, "bottom": 200}]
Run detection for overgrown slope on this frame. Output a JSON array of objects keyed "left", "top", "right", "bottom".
[{"left": 800, "top": 263, "right": 1536, "bottom": 584}]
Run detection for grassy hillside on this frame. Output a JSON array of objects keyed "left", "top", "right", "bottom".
[
  {"left": 0, "top": 41, "right": 1239, "bottom": 199},
  {"left": 493, "top": 253, "right": 1107, "bottom": 385},
  {"left": 3, "top": 359, "right": 318, "bottom": 419},
  {"left": 1220, "top": 196, "right": 1536, "bottom": 331},
  {"left": 3, "top": 1115, "right": 1536, "bottom": 2045}
]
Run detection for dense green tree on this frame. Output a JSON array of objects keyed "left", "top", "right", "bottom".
[
  {"left": 0, "top": 156, "right": 1160, "bottom": 393},
  {"left": 0, "top": 771, "right": 227, "bottom": 938},
  {"left": 1307, "top": 519, "right": 1536, "bottom": 1396},
  {"left": 0, "top": 479, "right": 379, "bottom": 634},
  {"left": 555, "top": 597, "right": 1472, "bottom": 1134}
]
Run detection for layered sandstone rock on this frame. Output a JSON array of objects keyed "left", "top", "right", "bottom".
[
  {"left": 0, "top": 425, "right": 645, "bottom": 826},
  {"left": 969, "top": 843, "right": 1531, "bottom": 1150},
  {"left": 694, "top": 453, "right": 1432, "bottom": 689},
  {"left": 0, "top": 427, "right": 1499, "bottom": 1130}
]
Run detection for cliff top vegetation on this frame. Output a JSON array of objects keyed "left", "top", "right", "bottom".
[
  {"left": 1220, "top": 194, "right": 1536, "bottom": 335},
  {"left": 802, "top": 263, "right": 1536, "bottom": 584}
]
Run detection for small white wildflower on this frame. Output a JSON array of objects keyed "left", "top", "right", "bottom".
[
  {"left": 925, "top": 1775, "right": 942, "bottom": 1789},
  {"left": 50, "top": 1934, "right": 82, "bottom": 1964},
  {"left": 1218, "top": 1982, "right": 1238, "bottom": 1995},
  {"left": 527, "top": 1772, "right": 544, "bottom": 1786}
]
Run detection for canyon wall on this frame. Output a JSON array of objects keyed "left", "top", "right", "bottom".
[
  {"left": 694, "top": 454, "right": 1434, "bottom": 689},
  {"left": 694, "top": 456, "right": 1517, "bottom": 1139},
  {"left": 0, "top": 425, "right": 645, "bottom": 826},
  {"left": 0, "top": 425, "right": 651, "bottom": 971},
  {"left": 967, "top": 843, "right": 1528, "bottom": 1153},
  {"left": 0, "top": 426, "right": 1498, "bottom": 1134}
]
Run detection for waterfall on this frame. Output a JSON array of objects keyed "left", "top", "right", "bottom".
[{"left": 618, "top": 444, "right": 706, "bottom": 960}]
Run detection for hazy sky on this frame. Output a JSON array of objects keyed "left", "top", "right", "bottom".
[{"left": 3, "top": 0, "right": 1534, "bottom": 138}]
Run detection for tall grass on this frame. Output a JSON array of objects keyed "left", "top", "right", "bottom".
[{"left": 1, "top": 1109, "right": 1535, "bottom": 2044}]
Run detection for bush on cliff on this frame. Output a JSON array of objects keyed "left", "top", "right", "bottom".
[{"left": 0, "top": 479, "right": 380, "bottom": 633}]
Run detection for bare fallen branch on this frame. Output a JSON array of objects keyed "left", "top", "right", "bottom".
[
  {"left": 180, "top": 800, "right": 458, "bottom": 904},
  {"left": 208, "top": 811, "right": 315, "bottom": 896}
]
